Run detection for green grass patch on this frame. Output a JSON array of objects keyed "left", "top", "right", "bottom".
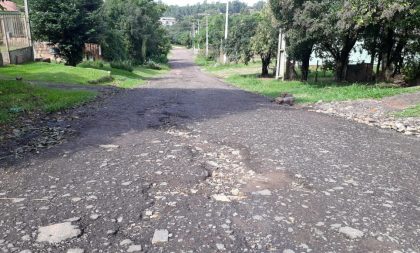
[
  {"left": 394, "top": 104, "right": 420, "bottom": 118},
  {"left": 226, "top": 75, "right": 420, "bottom": 103},
  {"left": 226, "top": 75, "right": 420, "bottom": 104},
  {"left": 0, "top": 80, "right": 96, "bottom": 124},
  {"left": 196, "top": 55, "right": 420, "bottom": 104},
  {"left": 0, "top": 62, "right": 111, "bottom": 85},
  {"left": 78, "top": 62, "right": 170, "bottom": 88},
  {"left": 0, "top": 61, "right": 170, "bottom": 88}
]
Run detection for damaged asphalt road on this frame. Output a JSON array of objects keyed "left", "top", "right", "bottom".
[{"left": 0, "top": 48, "right": 419, "bottom": 253}]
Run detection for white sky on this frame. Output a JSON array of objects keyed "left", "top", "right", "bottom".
[{"left": 159, "top": 0, "right": 263, "bottom": 6}]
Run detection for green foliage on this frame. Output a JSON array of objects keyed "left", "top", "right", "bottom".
[
  {"left": 145, "top": 60, "right": 162, "bottom": 70},
  {"left": 110, "top": 61, "right": 134, "bottom": 72},
  {"left": 77, "top": 60, "right": 106, "bottom": 69},
  {"left": 0, "top": 80, "right": 96, "bottom": 123},
  {"left": 164, "top": 1, "right": 248, "bottom": 20},
  {"left": 226, "top": 75, "right": 420, "bottom": 104},
  {"left": 0, "top": 63, "right": 111, "bottom": 85},
  {"left": 251, "top": 6, "right": 278, "bottom": 76},
  {"left": 226, "top": 14, "right": 260, "bottom": 64},
  {"left": 30, "top": 0, "right": 102, "bottom": 66},
  {"left": 394, "top": 104, "right": 420, "bottom": 117},
  {"left": 402, "top": 59, "right": 420, "bottom": 84},
  {"left": 100, "top": 0, "right": 171, "bottom": 64}
]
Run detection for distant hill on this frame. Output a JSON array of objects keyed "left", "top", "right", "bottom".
[{"left": 164, "top": 1, "right": 252, "bottom": 19}]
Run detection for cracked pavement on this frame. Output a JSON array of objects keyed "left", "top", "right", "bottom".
[{"left": 0, "top": 48, "right": 419, "bottom": 253}]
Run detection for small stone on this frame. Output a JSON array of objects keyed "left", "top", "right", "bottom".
[
  {"left": 231, "top": 189, "right": 240, "bottom": 196},
  {"left": 338, "top": 226, "right": 364, "bottom": 239},
  {"left": 122, "top": 181, "right": 132, "bottom": 186},
  {"left": 21, "top": 235, "right": 30, "bottom": 241},
  {"left": 152, "top": 229, "right": 169, "bottom": 244},
  {"left": 253, "top": 189, "right": 271, "bottom": 196},
  {"left": 19, "top": 250, "right": 32, "bottom": 253},
  {"left": 36, "top": 222, "right": 82, "bottom": 243},
  {"left": 283, "top": 250, "right": 295, "bottom": 253},
  {"left": 67, "top": 249, "right": 84, "bottom": 253},
  {"left": 212, "top": 194, "right": 231, "bottom": 202},
  {"left": 120, "top": 239, "right": 133, "bottom": 246},
  {"left": 89, "top": 214, "right": 100, "bottom": 220},
  {"left": 127, "top": 245, "right": 142, "bottom": 252},
  {"left": 99, "top": 144, "right": 120, "bottom": 149},
  {"left": 71, "top": 197, "right": 82, "bottom": 203},
  {"left": 216, "top": 243, "right": 225, "bottom": 250}
]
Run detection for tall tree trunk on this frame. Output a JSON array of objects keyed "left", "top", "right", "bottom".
[
  {"left": 285, "top": 59, "right": 298, "bottom": 80},
  {"left": 324, "top": 34, "right": 357, "bottom": 82},
  {"left": 300, "top": 55, "right": 310, "bottom": 81},
  {"left": 335, "top": 59, "right": 347, "bottom": 82},
  {"left": 261, "top": 54, "right": 271, "bottom": 77},
  {"left": 299, "top": 43, "right": 313, "bottom": 81}
]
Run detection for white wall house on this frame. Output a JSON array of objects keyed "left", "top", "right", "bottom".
[{"left": 160, "top": 17, "right": 176, "bottom": 27}]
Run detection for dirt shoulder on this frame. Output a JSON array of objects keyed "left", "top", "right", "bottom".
[{"left": 307, "top": 91, "right": 420, "bottom": 137}]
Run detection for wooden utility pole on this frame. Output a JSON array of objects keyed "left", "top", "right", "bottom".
[
  {"left": 197, "top": 20, "right": 200, "bottom": 52},
  {"left": 192, "top": 22, "right": 195, "bottom": 53},
  {"left": 1, "top": 18, "right": 11, "bottom": 63},
  {"left": 206, "top": 15, "right": 209, "bottom": 57},
  {"left": 24, "top": 0, "right": 32, "bottom": 46},
  {"left": 223, "top": 0, "right": 229, "bottom": 64},
  {"left": 275, "top": 28, "right": 286, "bottom": 80}
]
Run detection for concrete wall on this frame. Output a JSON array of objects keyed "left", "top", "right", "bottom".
[
  {"left": 8, "top": 46, "right": 33, "bottom": 64},
  {"left": 1, "top": 46, "right": 33, "bottom": 65}
]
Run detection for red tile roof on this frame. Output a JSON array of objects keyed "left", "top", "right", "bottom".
[{"left": 0, "top": 1, "right": 18, "bottom": 12}]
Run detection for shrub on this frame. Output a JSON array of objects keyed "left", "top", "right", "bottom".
[
  {"left": 110, "top": 61, "right": 134, "bottom": 72},
  {"left": 145, "top": 60, "right": 162, "bottom": 70},
  {"left": 77, "top": 60, "right": 105, "bottom": 69},
  {"left": 402, "top": 60, "right": 420, "bottom": 86}
]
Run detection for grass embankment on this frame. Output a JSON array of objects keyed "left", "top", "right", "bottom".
[
  {"left": 0, "top": 62, "right": 169, "bottom": 88},
  {"left": 0, "top": 80, "right": 96, "bottom": 124},
  {"left": 77, "top": 62, "right": 170, "bottom": 88},
  {"left": 394, "top": 104, "right": 420, "bottom": 118},
  {"left": 0, "top": 62, "right": 110, "bottom": 85},
  {"left": 196, "top": 56, "right": 420, "bottom": 104}
]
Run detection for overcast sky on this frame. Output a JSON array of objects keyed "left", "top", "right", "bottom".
[{"left": 159, "top": 0, "right": 263, "bottom": 6}]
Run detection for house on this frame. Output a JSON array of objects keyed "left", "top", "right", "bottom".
[
  {"left": 0, "top": 1, "right": 18, "bottom": 12},
  {"left": 160, "top": 17, "right": 176, "bottom": 27}
]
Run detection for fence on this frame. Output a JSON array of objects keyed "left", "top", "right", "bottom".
[{"left": 0, "top": 11, "right": 33, "bottom": 65}]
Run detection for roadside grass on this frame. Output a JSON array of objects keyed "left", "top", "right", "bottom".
[
  {"left": 0, "top": 62, "right": 170, "bottom": 88},
  {"left": 196, "top": 56, "right": 420, "bottom": 104},
  {"left": 394, "top": 104, "right": 420, "bottom": 118},
  {"left": 227, "top": 75, "right": 420, "bottom": 104},
  {"left": 0, "top": 62, "right": 111, "bottom": 85},
  {"left": 0, "top": 80, "right": 96, "bottom": 124},
  {"left": 77, "top": 62, "right": 170, "bottom": 88}
]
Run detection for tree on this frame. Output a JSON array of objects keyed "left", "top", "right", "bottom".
[
  {"left": 30, "top": 0, "right": 102, "bottom": 66},
  {"left": 251, "top": 7, "right": 278, "bottom": 77},
  {"left": 270, "top": 0, "right": 317, "bottom": 81},
  {"left": 101, "top": 0, "right": 170, "bottom": 64},
  {"left": 226, "top": 13, "right": 260, "bottom": 64}
]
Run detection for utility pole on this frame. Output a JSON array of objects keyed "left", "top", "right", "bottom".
[
  {"left": 275, "top": 28, "right": 286, "bottom": 80},
  {"left": 197, "top": 20, "right": 200, "bottom": 52},
  {"left": 192, "top": 21, "right": 195, "bottom": 53},
  {"left": 24, "top": 0, "right": 33, "bottom": 47},
  {"left": 206, "top": 15, "right": 209, "bottom": 57},
  {"left": 223, "top": 0, "right": 229, "bottom": 64}
]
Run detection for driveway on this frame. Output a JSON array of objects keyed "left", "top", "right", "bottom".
[{"left": 0, "top": 48, "right": 419, "bottom": 253}]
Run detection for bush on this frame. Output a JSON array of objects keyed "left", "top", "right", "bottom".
[
  {"left": 77, "top": 60, "right": 105, "bottom": 69},
  {"left": 402, "top": 60, "right": 420, "bottom": 85},
  {"left": 145, "top": 60, "right": 162, "bottom": 70},
  {"left": 110, "top": 61, "right": 134, "bottom": 72}
]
